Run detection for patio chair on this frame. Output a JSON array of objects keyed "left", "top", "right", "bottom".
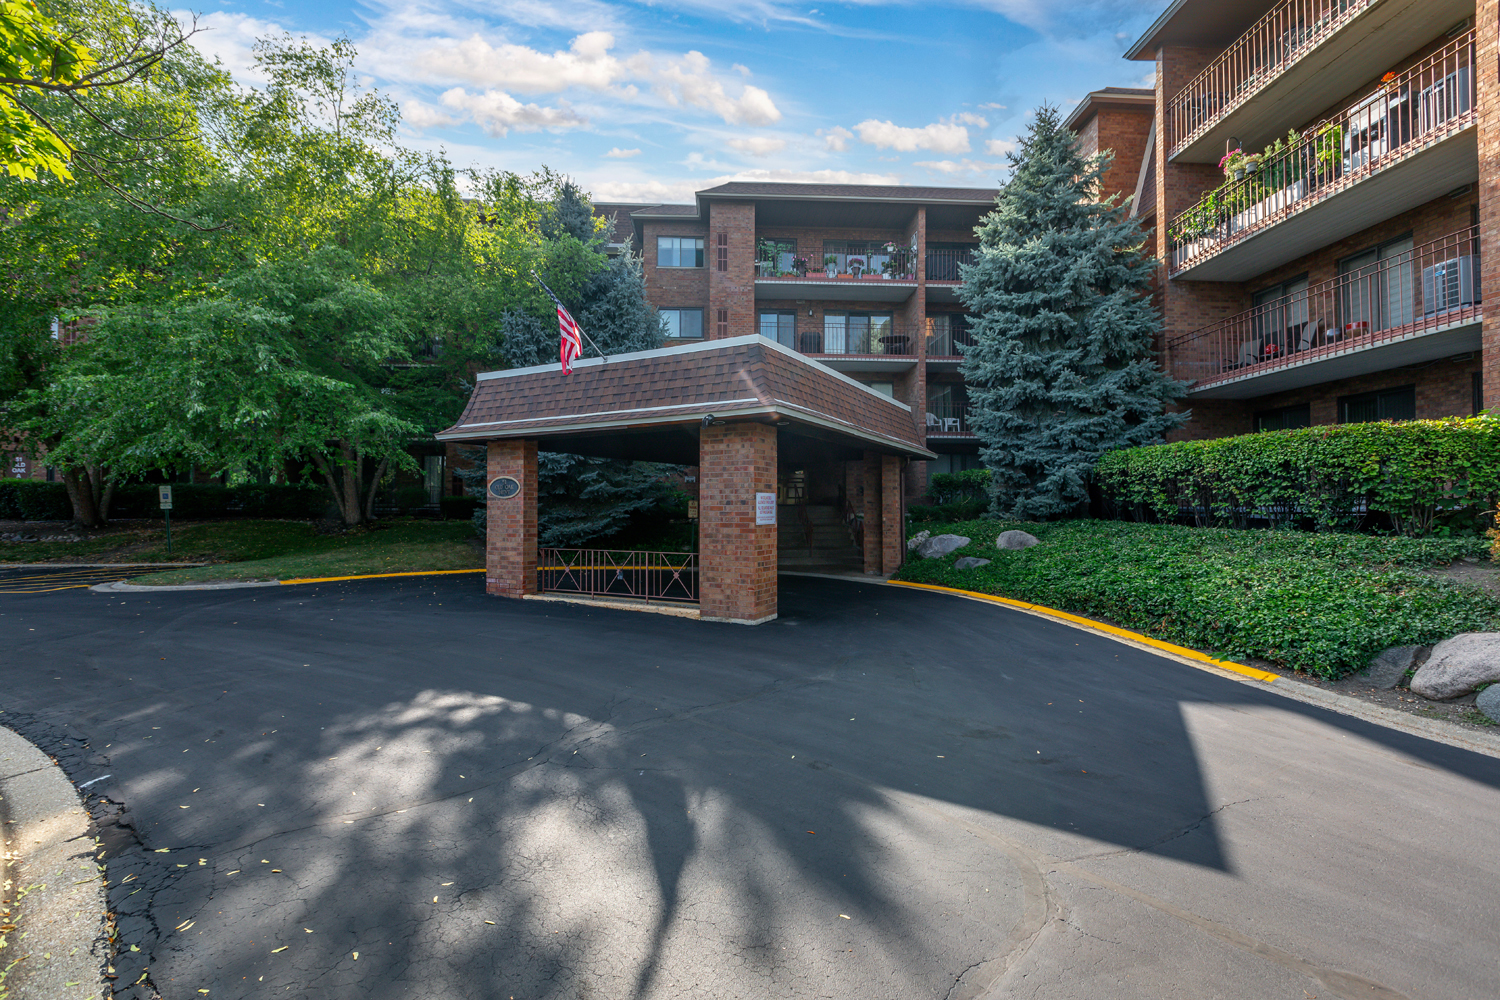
[{"left": 942, "top": 417, "right": 962, "bottom": 434}]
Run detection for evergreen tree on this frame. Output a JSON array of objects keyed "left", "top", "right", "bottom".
[{"left": 959, "top": 106, "right": 1187, "bottom": 519}]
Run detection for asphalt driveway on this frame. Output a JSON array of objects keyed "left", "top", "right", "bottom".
[{"left": 2, "top": 574, "right": 1497, "bottom": 999}]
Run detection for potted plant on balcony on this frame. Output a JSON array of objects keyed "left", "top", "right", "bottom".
[
  {"left": 880, "top": 242, "right": 902, "bottom": 279},
  {"left": 792, "top": 254, "right": 810, "bottom": 277},
  {"left": 1220, "top": 147, "right": 1246, "bottom": 180},
  {"left": 847, "top": 256, "right": 866, "bottom": 278},
  {"left": 823, "top": 254, "right": 838, "bottom": 278}
]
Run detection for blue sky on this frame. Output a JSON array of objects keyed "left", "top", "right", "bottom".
[{"left": 181, "top": 0, "right": 1164, "bottom": 203}]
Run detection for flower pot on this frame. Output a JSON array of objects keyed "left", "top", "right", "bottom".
[
  {"left": 1233, "top": 167, "right": 1246, "bottom": 180},
  {"left": 825, "top": 267, "right": 837, "bottom": 278},
  {"left": 881, "top": 273, "right": 891, "bottom": 280}
]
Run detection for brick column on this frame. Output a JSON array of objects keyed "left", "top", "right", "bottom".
[
  {"left": 1478, "top": 0, "right": 1500, "bottom": 409},
  {"left": 708, "top": 200, "right": 756, "bottom": 339},
  {"left": 861, "top": 451, "right": 883, "bottom": 574},
  {"left": 901, "top": 206, "right": 929, "bottom": 501},
  {"left": 699, "top": 422, "right": 777, "bottom": 624},
  {"left": 880, "top": 454, "right": 903, "bottom": 574},
  {"left": 485, "top": 439, "right": 537, "bottom": 598}
]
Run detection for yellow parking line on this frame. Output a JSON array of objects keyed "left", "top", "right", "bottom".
[
  {"left": 279, "top": 568, "right": 486, "bottom": 585},
  {"left": 888, "top": 580, "right": 1278, "bottom": 684}
]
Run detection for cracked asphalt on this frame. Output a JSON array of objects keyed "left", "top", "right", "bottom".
[{"left": 3, "top": 571, "right": 1499, "bottom": 999}]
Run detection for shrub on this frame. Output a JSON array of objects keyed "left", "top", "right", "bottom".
[
  {"left": 928, "top": 469, "right": 990, "bottom": 505},
  {"left": 896, "top": 519, "right": 1500, "bottom": 678},
  {"left": 1096, "top": 418, "right": 1500, "bottom": 535},
  {"left": 440, "top": 496, "right": 481, "bottom": 521},
  {"left": 0, "top": 480, "right": 71, "bottom": 520}
]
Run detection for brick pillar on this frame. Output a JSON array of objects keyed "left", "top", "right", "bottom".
[
  {"left": 881, "top": 454, "right": 903, "bottom": 574},
  {"left": 699, "top": 422, "right": 777, "bottom": 624},
  {"left": 1478, "top": 0, "right": 1500, "bottom": 409},
  {"left": 708, "top": 201, "right": 756, "bottom": 339},
  {"left": 861, "top": 451, "right": 882, "bottom": 574},
  {"left": 902, "top": 205, "right": 929, "bottom": 501},
  {"left": 485, "top": 439, "right": 537, "bottom": 598}
]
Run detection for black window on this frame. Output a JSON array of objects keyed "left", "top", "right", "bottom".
[
  {"left": 1254, "top": 403, "right": 1311, "bottom": 432},
  {"left": 1475, "top": 371, "right": 1484, "bottom": 416},
  {"left": 656, "top": 237, "right": 704, "bottom": 268},
  {"left": 758, "top": 311, "right": 796, "bottom": 347},
  {"left": 661, "top": 308, "right": 704, "bottom": 339},
  {"left": 1339, "top": 385, "right": 1415, "bottom": 424}
]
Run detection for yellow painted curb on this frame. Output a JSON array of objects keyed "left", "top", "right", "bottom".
[
  {"left": 888, "top": 580, "right": 1279, "bottom": 684},
  {"left": 280, "top": 568, "right": 486, "bottom": 585}
]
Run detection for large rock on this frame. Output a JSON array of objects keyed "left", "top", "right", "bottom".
[
  {"left": 954, "top": 556, "right": 991, "bottom": 570},
  {"left": 995, "top": 530, "right": 1040, "bottom": 551},
  {"left": 1361, "top": 645, "right": 1429, "bottom": 690},
  {"left": 906, "top": 530, "right": 930, "bottom": 553},
  {"left": 916, "top": 534, "right": 970, "bottom": 560},
  {"left": 1477, "top": 685, "right": 1500, "bottom": 724},
  {"left": 1410, "top": 633, "right": 1500, "bottom": 699}
]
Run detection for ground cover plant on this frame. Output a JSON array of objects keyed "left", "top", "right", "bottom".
[
  {"left": 895, "top": 519, "right": 1500, "bottom": 678},
  {"left": 0, "top": 519, "right": 480, "bottom": 582}
]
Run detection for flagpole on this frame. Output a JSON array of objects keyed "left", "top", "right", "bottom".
[{"left": 530, "top": 270, "right": 609, "bottom": 363}]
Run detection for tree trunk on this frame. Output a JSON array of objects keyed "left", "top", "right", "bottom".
[
  {"left": 310, "top": 445, "right": 387, "bottom": 527},
  {"left": 61, "top": 464, "right": 110, "bottom": 528},
  {"left": 363, "top": 457, "right": 389, "bottom": 522}
]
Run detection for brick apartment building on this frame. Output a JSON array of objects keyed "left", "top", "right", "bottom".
[
  {"left": 595, "top": 183, "right": 1000, "bottom": 501},
  {"left": 1101, "top": 0, "right": 1493, "bottom": 437}
]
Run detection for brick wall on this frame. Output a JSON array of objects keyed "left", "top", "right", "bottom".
[
  {"left": 708, "top": 201, "right": 756, "bottom": 340},
  {"left": 1478, "top": 0, "right": 1500, "bottom": 409},
  {"left": 641, "top": 220, "right": 711, "bottom": 321},
  {"left": 1092, "top": 107, "right": 1154, "bottom": 205},
  {"left": 698, "top": 421, "right": 777, "bottom": 623},
  {"left": 485, "top": 439, "right": 538, "bottom": 599}
]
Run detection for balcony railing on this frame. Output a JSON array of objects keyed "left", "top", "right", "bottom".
[
  {"left": 1167, "top": 30, "right": 1476, "bottom": 274},
  {"left": 757, "top": 248, "right": 916, "bottom": 281},
  {"left": 1167, "top": 228, "right": 1480, "bottom": 387},
  {"left": 539, "top": 548, "right": 698, "bottom": 604},
  {"left": 925, "top": 400, "right": 973, "bottom": 436},
  {"left": 926, "top": 248, "right": 976, "bottom": 282},
  {"left": 766, "top": 323, "right": 920, "bottom": 358},
  {"left": 1168, "top": 0, "right": 1377, "bottom": 159}
]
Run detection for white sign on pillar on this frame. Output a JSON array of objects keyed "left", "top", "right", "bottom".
[{"left": 755, "top": 492, "right": 777, "bottom": 526}]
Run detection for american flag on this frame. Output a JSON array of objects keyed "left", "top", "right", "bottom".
[{"left": 556, "top": 302, "right": 583, "bottom": 374}]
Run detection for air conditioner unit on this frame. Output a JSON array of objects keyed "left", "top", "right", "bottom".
[{"left": 1422, "top": 255, "right": 1480, "bottom": 316}]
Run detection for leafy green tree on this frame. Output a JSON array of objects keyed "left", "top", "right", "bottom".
[{"left": 960, "top": 106, "right": 1186, "bottom": 519}]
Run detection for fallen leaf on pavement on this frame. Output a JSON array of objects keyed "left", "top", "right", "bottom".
[{"left": 271, "top": 946, "right": 288, "bottom": 954}]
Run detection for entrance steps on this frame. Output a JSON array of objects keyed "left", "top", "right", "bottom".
[{"left": 777, "top": 504, "right": 864, "bottom": 572}]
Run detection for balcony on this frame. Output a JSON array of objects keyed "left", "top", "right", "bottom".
[
  {"left": 1167, "top": 29, "right": 1476, "bottom": 281},
  {"left": 1167, "top": 228, "right": 1481, "bottom": 398},
  {"left": 1168, "top": 0, "right": 1470, "bottom": 164},
  {"left": 755, "top": 247, "right": 917, "bottom": 303},
  {"left": 924, "top": 400, "right": 974, "bottom": 438},
  {"left": 925, "top": 319, "right": 976, "bottom": 367},
  {"left": 763, "top": 323, "right": 919, "bottom": 373},
  {"left": 924, "top": 248, "right": 977, "bottom": 303}
]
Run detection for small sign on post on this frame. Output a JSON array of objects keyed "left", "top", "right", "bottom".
[
  {"left": 159, "top": 485, "right": 174, "bottom": 553},
  {"left": 755, "top": 492, "right": 777, "bottom": 526}
]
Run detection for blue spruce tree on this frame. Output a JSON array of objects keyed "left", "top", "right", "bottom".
[{"left": 960, "top": 106, "right": 1186, "bottom": 519}]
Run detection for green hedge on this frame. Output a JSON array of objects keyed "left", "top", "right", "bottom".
[
  {"left": 0, "top": 480, "right": 328, "bottom": 521},
  {"left": 1096, "top": 418, "right": 1500, "bottom": 535},
  {"left": 0, "top": 479, "right": 72, "bottom": 520},
  {"left": 896, "top": 519, "right": 1500, "bottom": 678}
]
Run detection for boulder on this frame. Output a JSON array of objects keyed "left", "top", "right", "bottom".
[
  {"left": 995, "top": 530, "right": 1040, "bottom": 551},
  {"left": 954, "top": 557, "right": 991, "bottom": 570},
  {"left": 1361, "top": 645, "right": 1430, "bottom": 690},
  {"left": 906, "top": 530, "right": 931, "bottom": 553},
  {"left": 1476, "top": 685, "right": 1500, "bottom": 725},
  {"left": 1410, "top": 633, "right": 1500, "bottom": 700},
  {"left": 915, "top": 534, "right": 971, "bottom": 560}
]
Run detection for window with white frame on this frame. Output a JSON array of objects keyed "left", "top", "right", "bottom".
[{"left": 657, "top": 237, "right": 705, "bottom": 268}]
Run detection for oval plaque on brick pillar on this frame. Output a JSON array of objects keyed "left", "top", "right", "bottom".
[{"left": 487, "top": 476, "right": 521, "bottom": 499}]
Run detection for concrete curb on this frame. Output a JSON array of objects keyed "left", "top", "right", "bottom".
[
  {"left": 0, "top": 563, "right": 208, "bottom": 570},
  {"left": 0, "top": 725, "right": 107, "bottom": 999},
  {"left": 90, "top": 579, "right": 280, "bottom": 593}
]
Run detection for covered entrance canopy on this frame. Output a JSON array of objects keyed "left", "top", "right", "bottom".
[{"left": 437, "top": 335, "right": 934, "bottom": 623}]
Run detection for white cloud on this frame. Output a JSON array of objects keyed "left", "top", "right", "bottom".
[
  {"left": 951, "top": 111, "right": 989, "bottom": 128},
  {"left": 854, "top": 116, "right": 972, "bottom": 154},
  {"left": 590, "top": 167, "right": 902, "bottom": 205},
  {"left": 179, "top": 10, "right": 320, "bottom": 84},
  {"left": 978, "top": 102, "right": 1007, "bottom": 111},
  {"left": 818, "top": 126, "right": 853, "bottom": 151},
  {"left": 631, "top": 50, "right": 781, "bottom": 125},
  {"left": 604, "top": 147, "right": 642, "bottom": 158},
  {"left": 440, "top": 88, "right": 589, "bottom": 136},
  {"left": 402, "top": 99, "right": 458, "bottom": 131},
  {"left": 726, "top": 136, "right": 787, "bottom": 156},
  {"left": 984, "top": 138, "right": 1017, "bottom": 157},
  {"left": 915, "top": 158, "right": 1008, "bottom": 178}
]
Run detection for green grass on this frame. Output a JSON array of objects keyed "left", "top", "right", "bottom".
[
  {"left": 897, "top": 519, "right": 1500, "bottom": 679},
  {"left": 0, "top": 519, "right": 482, "bottom": 583}
]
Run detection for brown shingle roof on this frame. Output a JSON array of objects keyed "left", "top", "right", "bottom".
[
  {"left": 438, "top": 336, "right": 932, "bottom": 458},
  {"left": 699, "top": 181, "right": 998, "bottom": 202}
]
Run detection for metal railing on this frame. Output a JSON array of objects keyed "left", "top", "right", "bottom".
[
  {"left": 538, "top": 548, "right": 698, "bottom": 604},
  {"left": 1167, "top": 0, "right": 1378, "bottom": 159},
  {"left": 759, "top": 247, "right": 916, "bottom": 280},
  {"left": 925, "top": 399, "right": 973, "bottom": 436},
  {"left": 771, "top": 322, "right": 919, "bottom": 357},
  {"left": 926, "top": 248, "right": 976, "bottom": 282},
  {"left": 927, "top": 319, "right": 975, "bottom": 357},
  {"left": 1167, "top": 30, "right": 1476, "bottom": 274},
  {"left": 1167, "top": 228, "right": 1480, "bottom": 387}
]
